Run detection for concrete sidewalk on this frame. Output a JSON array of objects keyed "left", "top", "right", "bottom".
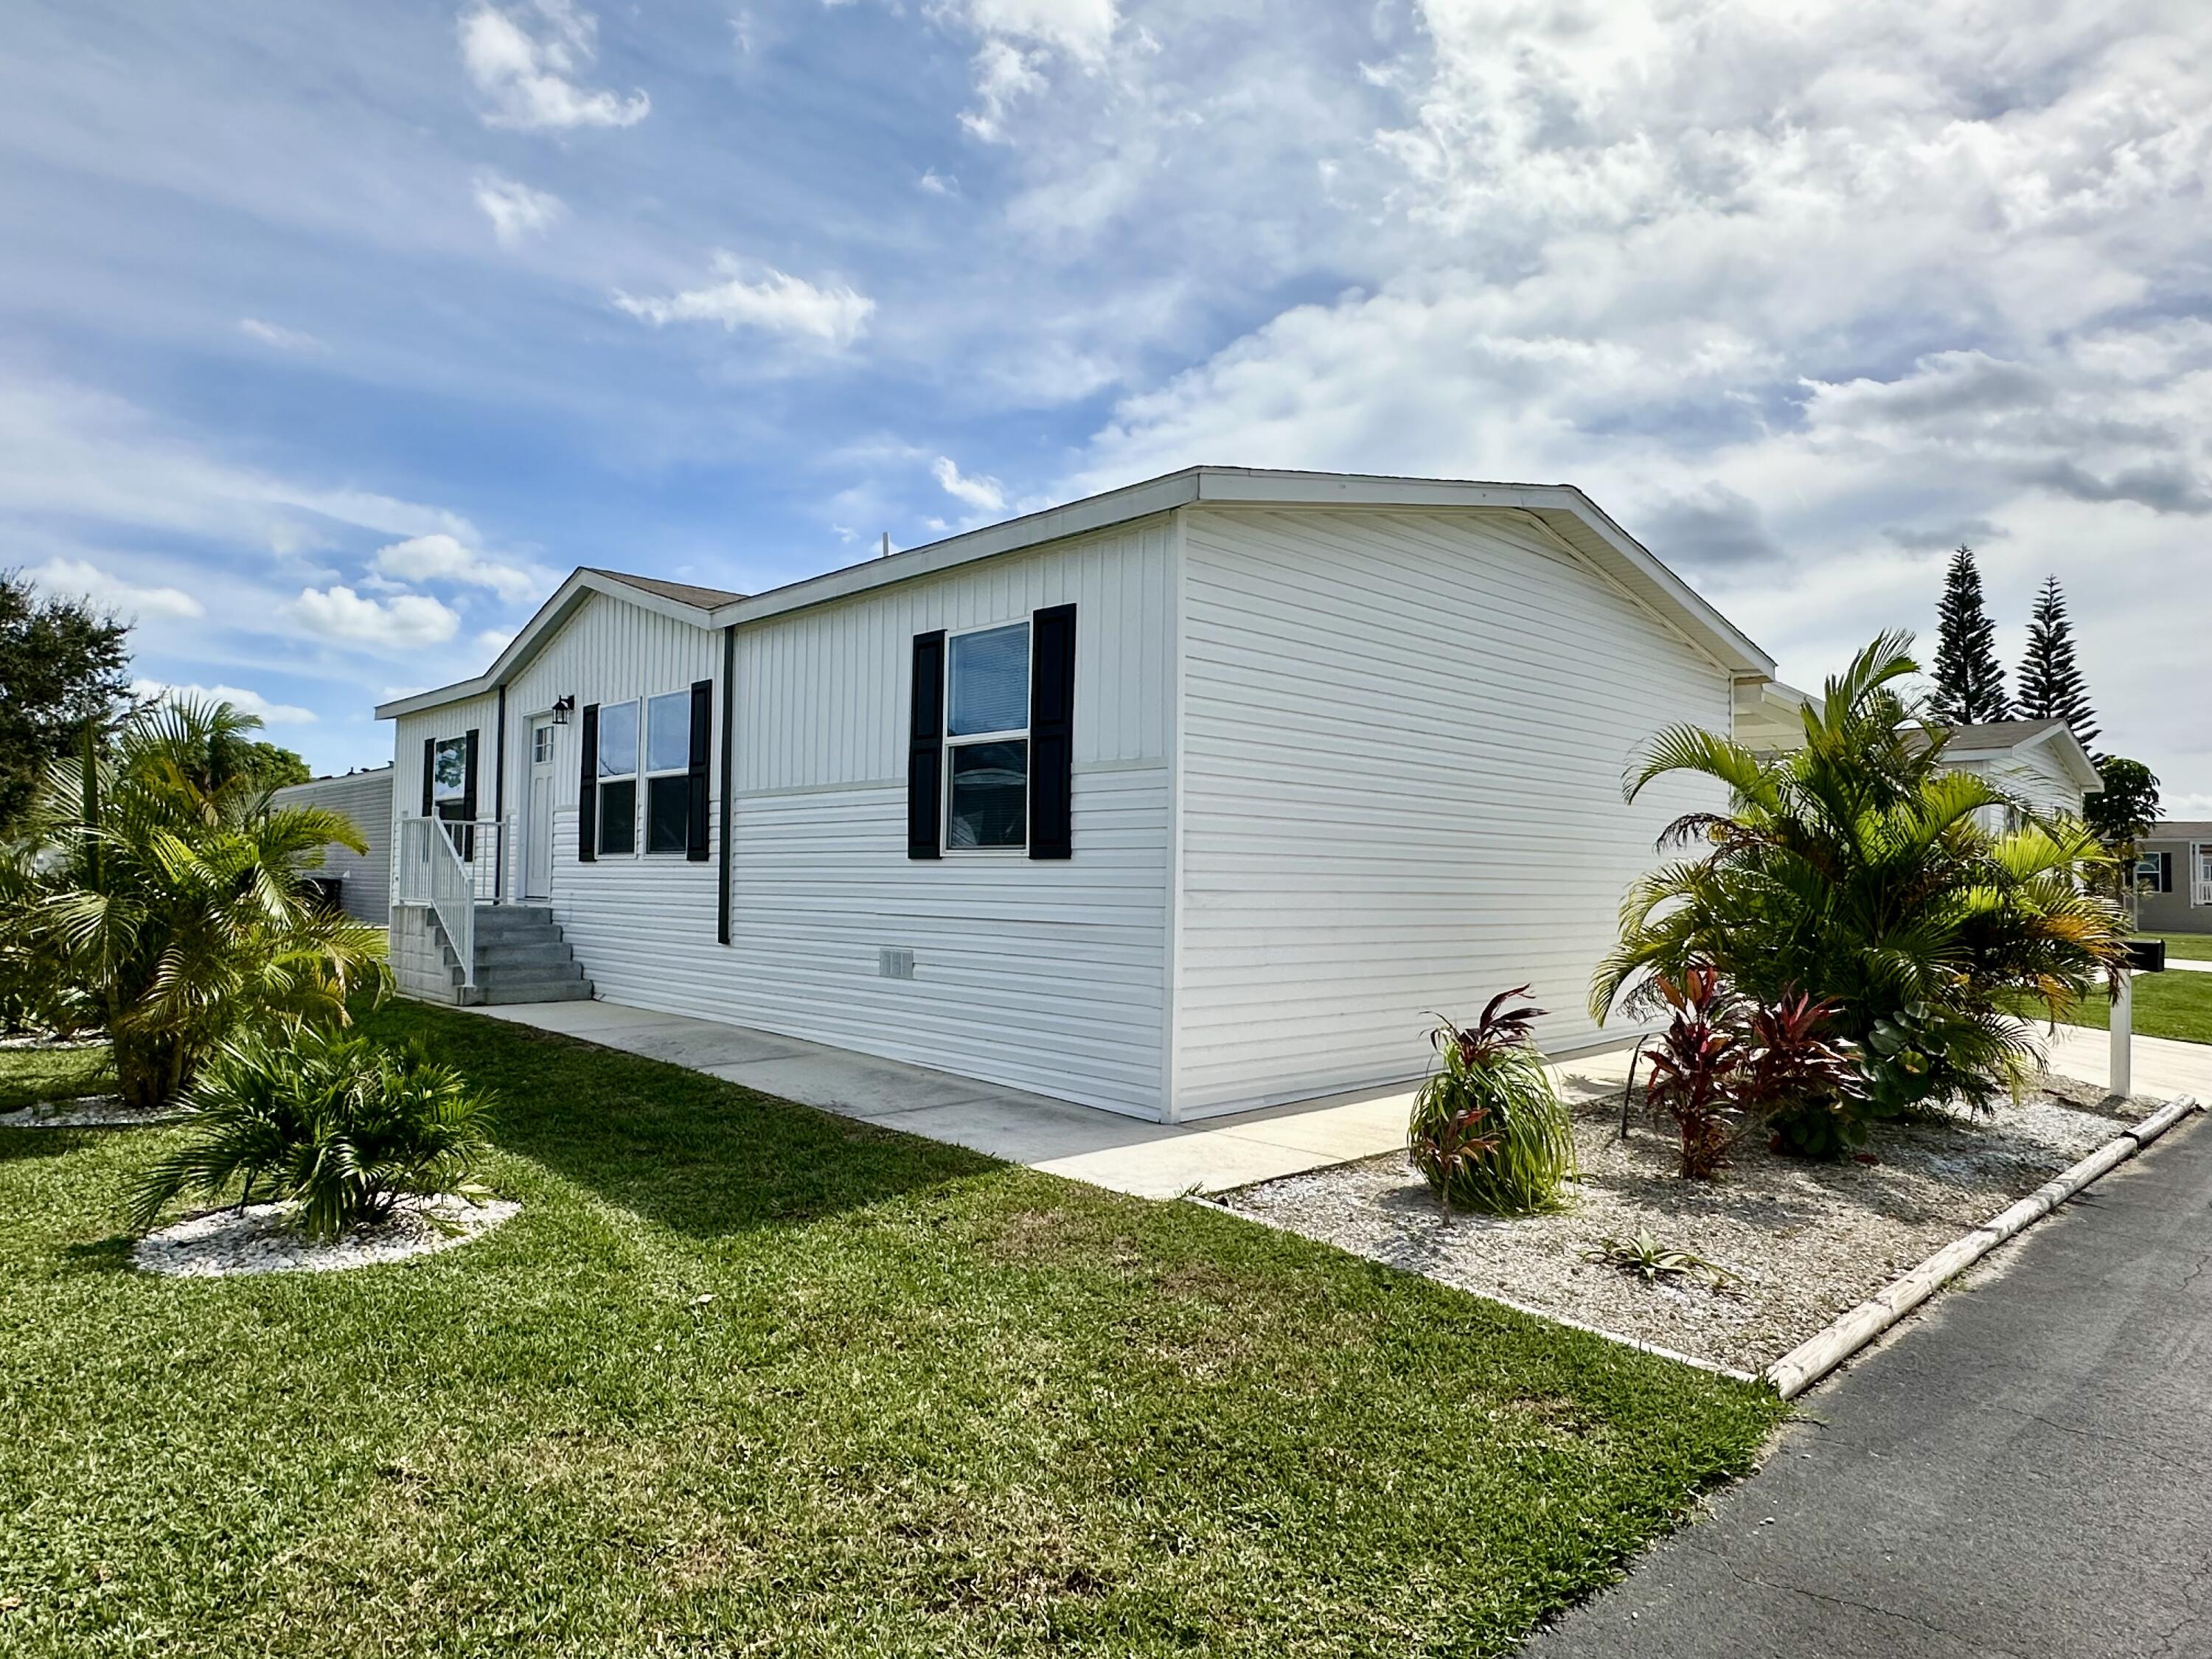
[
  {"left": 471, "top": 998, "right": 1641, "bottom": 1197},
  {"left": 1521, "top": 1106, "right": 2212, "bottom": 1658},
  {"left": 469, "top": 998, "right": 2212, "bottom": 1199}
]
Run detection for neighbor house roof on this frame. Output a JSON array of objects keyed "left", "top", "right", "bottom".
[
  {"left": 2147, "top": 821, "right": 2212, "bottom": 841},
  {"left": 1933, "top": 717, "right": 2103, "bottom": 793},
  {"left": 376, "top": 466, "right": 1778, "bottom": 720}
]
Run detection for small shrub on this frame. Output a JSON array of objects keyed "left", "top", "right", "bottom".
[
  {"left": 1585, "top": 1230, "right": 1736, "bottom": 1288},
  {"left": 129, "top": 1027, "right": 495, "bottom": 1240},
  {"left": 1641, "top": 967, "right": 1747, "bottom": 1179},
  {"left": 1410, "top": 988, "right": 1577, "bottom": 1217},
  {"left": 1739, "top": 992, "right": 1861, "bottom": 1158}
]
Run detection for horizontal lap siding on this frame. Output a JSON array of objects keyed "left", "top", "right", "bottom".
[
  {"left": 1172, "top": 506, "right": 1730, "bottom": 1117},
  {"left": 460, "top": 529, "right": 1174, "bottom": 1118},
  {"left": 272, "top": 771, "right": 394, "bottom": 922}
]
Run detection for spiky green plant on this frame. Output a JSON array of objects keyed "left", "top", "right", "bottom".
[
  {"left": 1410, "top": 989, "right": 1578, "bottom": 1216},
  {"left": 4, "top": 697, "right": 388, "bottom": 1110},
  {"left": 129, "top": 1026, "right": 495, "bottom": 1240},
  {"left": 1585, "top": 1231, "right": 1736, "bottom": 1288},
  {"left": 1592, "top": 632, "right": 2129, "bottom": 1152}
]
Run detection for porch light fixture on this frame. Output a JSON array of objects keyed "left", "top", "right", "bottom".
[{"left": 552, "top": 695, "right": 576, "bottom": 725}]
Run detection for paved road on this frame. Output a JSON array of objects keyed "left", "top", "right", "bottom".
[{"left": 1525, "top": 1112, "right": 2212, "bottom": 1658}]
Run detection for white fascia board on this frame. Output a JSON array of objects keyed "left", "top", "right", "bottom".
[
  {"left": 2018, "top": 723, "right": 2104, "bottom": 792},
  {"left": 373, "top": 569, "right": 714, "bottom": 720},
  {"left": 705, "top": 467, "right": 1775, "bottom": 681}
]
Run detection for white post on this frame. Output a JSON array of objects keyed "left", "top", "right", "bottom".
[{"left": 2111, "top": 967, "right": 2133, "bottom": 1099}]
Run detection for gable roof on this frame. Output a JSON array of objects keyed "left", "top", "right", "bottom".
[
  {"left": 2147, "top": 821, "right": 2212, "bottom": 842},
  {"left": 1936, "top": 717, "right": 2103, "bottom": 793},
  {"left": 377, "top": 466, "right": 1777, "bottom": 720},
  {"left": 586, "top": 568, "right": 746, "bottom": 608}
]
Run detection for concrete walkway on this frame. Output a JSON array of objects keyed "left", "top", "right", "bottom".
[
  {"left": 468, "top": 998, "right": 2212, "bottom": 1198},
  {"left": 1522, "top": 1106, "right": 2212, "bottom": 1658}
]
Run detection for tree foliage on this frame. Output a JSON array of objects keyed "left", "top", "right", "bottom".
[
  {"left": 2017, "top": 574, "right": 2099, "bottom": 754},
  {"left": 1593, "top": 632, "right": 2129, "bottom": 1152},
  {"left": 0, "top": 697, "right": 388, "bottom": 1108},
  {"left": 0, "top": 569, "right": 134, "bottom": 833},
  {"left": 1930, "top": 544, "right": 2010, "bottom": 725}
]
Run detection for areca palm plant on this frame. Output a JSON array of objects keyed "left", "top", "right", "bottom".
[
  {"left": 2, "top": 698, "right": 388, "bottom": 1110},
  {"left": 1592, "top": 632, "right": 2126, "bottom": 1153}
]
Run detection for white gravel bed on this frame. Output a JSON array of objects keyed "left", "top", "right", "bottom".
[
  {"left": 134, "top": 1194, "right": 518, "bottom": 1278},
  {"left": 0, "top": 1094, "right": 180, "bottom": 1129},
  {"left": 0, "top": 1034, "right": 103, "bottom": 1051},
  {"left": 1220, "top": 1080, "right": 2151, "bottom": 1376}
]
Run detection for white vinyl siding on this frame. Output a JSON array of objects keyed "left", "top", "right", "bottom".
[
  {"left": 271, "top": 768, "right": 394, "bottom": 922},
  {"left": 1945, "top": 749, "right": 2086, "bottom": 822},
  {"left": 1167, "top": 505, "right": 1733, "bottom": 1119},
  {"left": 438, "top": 524, "right": 1174, "bottom": 1118}
]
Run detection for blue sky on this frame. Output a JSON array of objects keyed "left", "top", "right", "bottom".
[{"left": 7, "top": 0, "right": 2211, "bottom": 804}]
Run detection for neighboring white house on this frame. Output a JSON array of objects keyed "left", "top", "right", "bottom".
[
  {"left": 1934, "top": 718, "right": 2101, "bottom": 823},
  {"left": 272, "top": 765, "right": 394, "bottom": 923},
  {"left": 375, "top": 467, "right": 1778, "bottom": 1123}
]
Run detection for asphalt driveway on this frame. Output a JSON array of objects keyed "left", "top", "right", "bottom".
[{"left": 1524, "top": 1109, "right": 2212, "bottom": 1658}]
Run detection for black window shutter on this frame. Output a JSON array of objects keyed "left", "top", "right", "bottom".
[
  {"left": 686, "top": 678, "right": 712, "bottom": 862},
  {"left": 578, "top": 703, "right": 599, "bottom": 863},
  {"left": 2160, "top": 852, "right": 2173, "bottom": 894},
  {"left": 420, "top": 737, "right": 434, "bottom": 818},
  {"left": 908, "top": 631, "right": 945, "bottom": 860},
  {"left": 1029, "top": 604, "right": 1077, "bottom": 860},
  {"left": 459, "top": 729, "right": 479, "bottom": 821}
]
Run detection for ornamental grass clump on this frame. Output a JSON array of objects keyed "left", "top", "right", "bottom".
[
  {"left": 130, "top": 1026, "right": 496, "bottom": 1241},
  {"left": 1410, "top": 987, "right": 1577, "bottom": 1217}
]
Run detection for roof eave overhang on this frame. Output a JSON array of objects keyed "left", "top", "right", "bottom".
[{"left": 380, "top": 466, "right": 1777, "bottom": 719}]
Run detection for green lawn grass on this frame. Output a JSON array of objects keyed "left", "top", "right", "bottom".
[
  {"left": 2138, "top": 930, "right": 2212, "bottom": 963},
  {"left": 2034, "top": 959, "right": 2212, "bottom": 1045},
  {"left": 0, "top": 1043, "right": 111, "bottom": 1113},
  {"left": 0, "top": 1002, "right": 1784, "bottom": 1658}
]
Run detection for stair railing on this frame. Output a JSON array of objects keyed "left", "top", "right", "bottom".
[{"left": 396, "top": 815, "right": 480, "bottom": 991}]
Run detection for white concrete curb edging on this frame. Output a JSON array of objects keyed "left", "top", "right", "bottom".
[{"left": 1764, "top": 1095, "right": 2205, "bottom": 1400}]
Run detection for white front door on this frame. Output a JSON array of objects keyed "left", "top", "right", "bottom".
[{"left": 526, "top": 718, "right": 556, "bottom": 899}]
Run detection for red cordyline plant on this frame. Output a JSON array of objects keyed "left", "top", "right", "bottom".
[
  {"left": 1738, "top": 991, "right": 1858, "bottom": 1130},
  {"left": 1641, "top": 967, "right": 1747, "bottom": 1180},
  {"left": 1409, "top": 987, "right": 1577, "bottom": 1217}
]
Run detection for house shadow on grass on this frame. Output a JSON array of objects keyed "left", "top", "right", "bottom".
[{"left": 363, "top": 1000, "right": 1004, "bottom": 1239}]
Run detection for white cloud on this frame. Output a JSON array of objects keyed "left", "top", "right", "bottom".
[
  {"left": 457, "top": 0, "right": 649, "bottom": 131},
  {"left": 918, "top": 168, "right": 958, "bottom": 196},
  {"left": 476, "top": 627, "right": 517, "bottom": 653},
  {"left": 289, "top": 585, "right": 459, "bottom": 648},
  {"left": 931, "top": 455, "right": 1006, "bottom": 512},
  {"left": 960, "top": 39, "right": 1048, "bottom": 141},
  {"left": 132, "top": 678, "right": 317, "bottom": 725},
  {"left": 372, "top": 532, "right": 551, "bottom": 602},
  {"left": 613, "top": 255, "right": 875, "bottom": 347},
  {"left": 965, "top": 0, "right": 1116, "bottom": 62},
  {"left": 25, "top": 557, "right": 204, "bottom": 620},
  {"left": 239, "top": 318, "right": 325, "bottom": 352},
  {"left": 472, "top": 171, "right": 566, "bottom": 246}
]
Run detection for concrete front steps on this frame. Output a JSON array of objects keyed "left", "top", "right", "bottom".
[{"left": 405, "top": 905, "right": 594, "bottom": 1006}]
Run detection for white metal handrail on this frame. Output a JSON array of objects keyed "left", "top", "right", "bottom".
[{"left": 395, "top": 816, "right": 511, "bottom": 988}]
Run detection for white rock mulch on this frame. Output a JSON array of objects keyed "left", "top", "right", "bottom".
[
  {"left": 1218, "top": 1080, "right": 2153, "bottom": 1377},
  {"left": 133, "top": 1194, "right": 518, "bottom": 1279},
  {"left": 0, "top": 1094, "right": 180, "bottom": 1129}
]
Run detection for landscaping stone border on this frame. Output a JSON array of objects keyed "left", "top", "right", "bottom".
[
  {"left": 133, "top": 1195, "right": 520, "bottom": 1278},
  {"left": 1764, "top": 1095, "right": 2205, "bottom": 1399}
]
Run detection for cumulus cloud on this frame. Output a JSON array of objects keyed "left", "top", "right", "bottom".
[
  {"left": 372, "top": 532, "right": 552, "bottom": 602},
  {"left": 1640, "top": 485, "right": 1786, "bottom": 573},
  {"left": 25, "top": 557, "right": 204, "bottom": 620},
  {"left": 613, "top": 255, "right": 874, "bottom": 346},
  {"left": 132, "top": 678, "right": 316, "bottom": 724},
  {"left": 289, "top": 585, "right": 459, "bottom": 648},
  {"left": 473, "top": 171, "right": 565, "bottom": 246},
  {"left": 458, "top": 0, "right": 649, "bottom": 131},
  {"left": 931, "top": 455, "right": 1006, "bottom": 512},
  {"left": 238, "top": 318, "right": 325, "bottom": 352},
  {"left": 960, "top": 39, "right": 1048, "bottom": 141},
  {"left": 966, "top": 0, "right": 1117, "bottom": 60}
]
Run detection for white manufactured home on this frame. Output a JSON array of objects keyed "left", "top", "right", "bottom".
[{"left": 375, "top": 467, "right": 1775, "bottom": 1123}]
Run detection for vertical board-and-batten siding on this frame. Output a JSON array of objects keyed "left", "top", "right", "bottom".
[
  {"left": 396, "top": 526, "right": 1175, "bottom": 1117},
  {"left": 1169, "top": 505, "right": 1733, "bottom": 1119}
]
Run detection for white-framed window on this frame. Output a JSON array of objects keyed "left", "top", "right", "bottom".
[
  {"left": 431, "top": 734, "right": 474, "bottom": 858},
  {"left": 597, "top": 700, "right": 639, "bottom": 856},
  {"left": 643, "top": 690, "right": 692, "bottom": 855},
  {"left": 532, "top": 723, "right": 554, "bottom": 765},
  {"left": 2135, "top": 852, "right": 2168, "bottom": 894},
  {"left": 945, "top": 621, "right": 1029, "bottom": 850}
]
